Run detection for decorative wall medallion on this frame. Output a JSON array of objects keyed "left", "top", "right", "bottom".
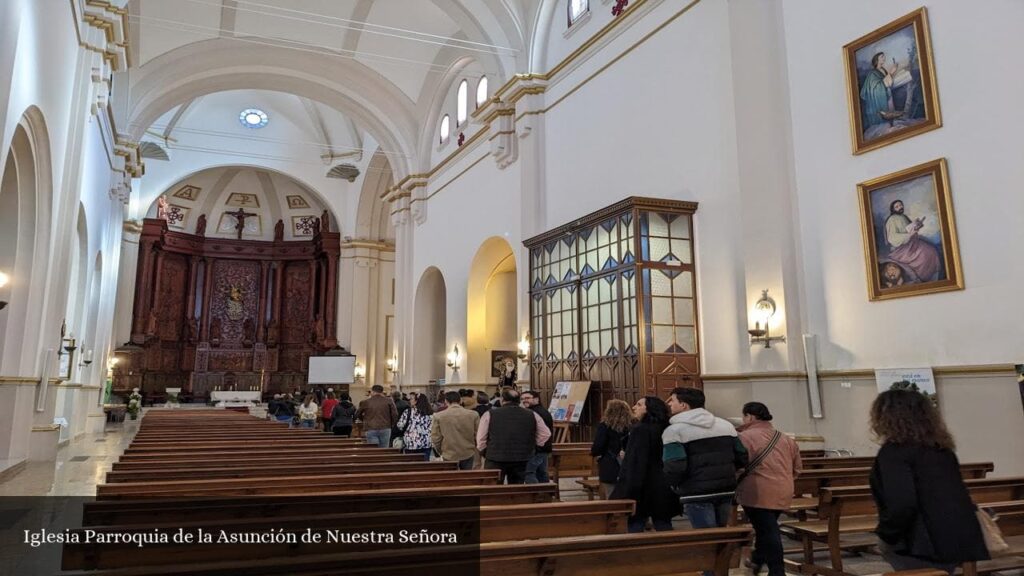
[
  {"left": 286, "top": 195, "right": 310, "bottom": 209},
  {"left": 172, "top": 185, "right": 201, "bottom": 201},
  {"left": 217, "top": 212, "right": 262, "bottom": 237},
  {"left": 292, "top": 215, "right": 317, "bottom": 236},
  {"left": 226, "top": 193, "right": 260, "bottom": 208},
  {"left": 166, "top": 204, "right": 189, "bottom": 229}
]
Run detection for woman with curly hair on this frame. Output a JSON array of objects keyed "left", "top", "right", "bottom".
[
  {"left": 590, "top": 399, "right": 634, "bottom": 498},
  {"left": 869, "top": 389, "right": 989, "bottom": 572},
  {"left": 611, "top": 396, "right": 680, "bottom": 532}
]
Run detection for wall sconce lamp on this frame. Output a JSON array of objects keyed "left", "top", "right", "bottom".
[
  {"left": 0, "top": 270, "right": 9, "bottom": 310},
  {"left": 385, "top": 356, "right": 399, "bottom": 374},
  {"left": 79, "top": 349, "right": 94, "bottom": 366},
  {"left": 517, "top": 334, "right": 531, "bottom": 364},
  {"left": 106, "top": 356, "right": 119, "bottom": 376},
  {"left": 446, "top": 344, "right": 461, "bottom": 371},
  {"left": 353, "top": 362, "right": 366, "bottom": 380},
  {"left": 59, "top": 334, "right": 78, "bottom": 357},
  {"left": 748, "top": 289, "right": 786, "bottom": 349}
]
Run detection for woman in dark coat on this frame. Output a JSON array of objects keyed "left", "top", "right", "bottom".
[
  {"left": 591, "top": 399, "right": 633, "bottom": 499},
  {"left": 611, "top": 396, "right": 680, "bottom": 532},
  {"left": 869, "top": 389, "right": 989, "bottom": 573}
]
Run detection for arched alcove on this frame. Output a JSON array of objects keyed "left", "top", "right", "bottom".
[
  {"left": 412, "top": 267, "right": 447, "bottom": 385},
  {"left": 65, "top": 204, "right": 89, "bottom": 344},
  {"left": 467, "top": 237, "right": 518, "bottom": 384}
]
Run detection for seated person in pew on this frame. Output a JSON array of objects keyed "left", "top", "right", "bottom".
[
  {"left": 869, "top": 389, "right": 990, "bottom": 574},
  {"left": 735, "top": 402, "right": 802, "bottom": 576},
  {"left": 662, "top": 387, "right": 749, "bottom": 530},
  {"left": 591, "top": 399, "right": 633, "bottom": 499},
  {"left": 477, "top": 388, "right": 551, "bottom": 484},
  {"left": 430, "top": 391, "right": 480, "bottom": 470},
  {"left": 611, "top": 396, "right": 679, "bottom": 532},
  {"left": 331, "top": 392, "right": 357, "bottom": 436}
]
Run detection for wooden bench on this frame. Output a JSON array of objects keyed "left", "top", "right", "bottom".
[
  {"left": 785, "top": 476, "right": 1024, "bottom": 576},
  {"left": 110, "top": 452, "right": 424, "bottom": 470},
  {"left": 105, "top": 460, "right": 456, "bottom": 482},
  {"left": 63, "top": 501, "right": 636, "bottom": 570},
  {"left": 793, "top": 462, "right": 993, "bottom": 498},
  {"left": 96, "top": 470, "right": 501, "bottom": 500},
  {"left": 550, "top": 446, "right": 596, "bottom": 497},
  {"left": 60, "top": 528, "right": 753, "bottom": 576},
  {"left": 118, "top": 447, "right": 401, "bottom": 461},
  {"left": 82, "top": 485, "right": 560, "bottom": 526}
]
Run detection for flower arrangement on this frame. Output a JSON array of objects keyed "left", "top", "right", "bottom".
[{"left": 127, "top": 388, "right": 142, "bottom": 420}]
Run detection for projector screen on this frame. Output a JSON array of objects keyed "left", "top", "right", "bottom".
[{"left": 307, "top": 356, "right": 356, "bottom": 384}]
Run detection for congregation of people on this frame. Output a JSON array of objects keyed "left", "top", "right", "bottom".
[{"left": 267, "top": 384, "right": 993, "bottom": 575}]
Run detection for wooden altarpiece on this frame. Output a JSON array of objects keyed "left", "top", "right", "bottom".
[
  {"left": 112, "top": 218, "right": 341, "bottom": 400},
  {"left": 524, "top": 197, "right": 702, "bottom": 437}
]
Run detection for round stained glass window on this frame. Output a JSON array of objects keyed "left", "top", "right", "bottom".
[{"left": 239, "top": 108, "right": 268, "bottom": 129}]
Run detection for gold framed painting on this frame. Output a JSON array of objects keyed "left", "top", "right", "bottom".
[
  {"left": 858, "top": 158, "right": 962, "bottom": 301},
  {"left": 844, "top": 7, "right": 941, "bottom": 154}
]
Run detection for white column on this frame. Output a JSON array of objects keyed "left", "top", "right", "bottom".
[
  {"left": 112, "top": 221, "right": 141, "bottom": 348},
  {"left": 390, "top": 198, "right": 414, "bottom": 390}
]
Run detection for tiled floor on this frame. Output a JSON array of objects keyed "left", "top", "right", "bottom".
[{"left": 0, "top": 420, "right": 137, "bottom": 496}]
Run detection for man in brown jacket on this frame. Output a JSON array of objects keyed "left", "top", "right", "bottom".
[
  {"left": 356, "top": 384, "right": 398, "bottom": 447},
  {"left": 430, "top": 391, "right": 480, "bottom": 470}
]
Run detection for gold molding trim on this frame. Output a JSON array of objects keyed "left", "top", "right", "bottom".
[{"left": 340, "top": 240, "right": 396, "bottom": 252}]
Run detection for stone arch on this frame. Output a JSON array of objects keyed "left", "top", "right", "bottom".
[
  {"left": 0, "top": 106, "right": 53, "bottom": 375},
  {"left": 412, "top": 267, "right": 447, "bottom": 385},
  {"left": 467, "top": 236, "right": 518, "bottom": 383},
  {"left": 354, "top": 150, "right": 396, "bottom": 242},
  {"left": 65, "top": 203, "right": 89, "bottom": 345}
]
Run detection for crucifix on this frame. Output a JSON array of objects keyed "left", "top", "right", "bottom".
[{"left": 227, "top": 208, "right": 257, "bottom": 239}]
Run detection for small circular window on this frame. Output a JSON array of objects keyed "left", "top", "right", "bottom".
[{"left": 239, "top": 108, "right": 268, "bottom": 129}]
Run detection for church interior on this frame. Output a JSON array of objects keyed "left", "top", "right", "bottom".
[{"left": 1, "top": 0, "right": 1023, "bottom": 574}]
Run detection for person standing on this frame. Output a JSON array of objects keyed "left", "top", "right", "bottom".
[
  {"left": 396, "top": 394, "right": 434, "bottom": 460},
  {"left": 521, "top": 390, "right": 554, "bottom": 484},
  {"left": 477, "top": 389, "right": 551, "bottom": 484},
  {"left": 297, "top": 394, "right": 318, "bottom": 429},
  {"left": 390, "top": 391, "right": 411, "bottom": 447},
  {"left": 611, "top": 396, "right": 679, "bottom": 532},
  {"left": 356, "top": 385, "right": 398, "bottom": 447},
  {"left": 269, "top": 393, "right": 294, "bottom": 426},
  {"left": 320, "top": 391, "right": 338, "bottom": 433},
  {"left": 591, "top": 399, "right": 633, "bottom": 499},
  {"left": 735, "top": 402, "right": 801, "bottom": 576},
  {"left": 430, "top": 391, "right": 480, "bottom": 470},
  {"left": 869, "top": 389, "right": 989, "bottom": 573},
  {"left": 331, "top": 392, "right": 357, "bottom": 437},
  {"left": 662, "top": 387, "right": 748, "bottom": 529},
  {"left": 473, "top": 392, "right": 491, "bottom": 418}
]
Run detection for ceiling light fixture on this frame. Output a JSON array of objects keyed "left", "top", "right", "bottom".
[{"left": 239, "top": 108, "right": 268, "bottom": 129}]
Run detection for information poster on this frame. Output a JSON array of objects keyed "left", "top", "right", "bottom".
[
  {"left": 549, "top": 381, "right": 591, "bottom": 423},
  {"left": 874, "top": 367, "right": 937, "bottom": 404}
]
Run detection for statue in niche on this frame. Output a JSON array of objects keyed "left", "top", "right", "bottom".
[
  {"left": 187, "top": 317, "right": 199, "bottom": 343},
  {"left": 274, "top": 219, "right": 284, "bottom": 242},
  {"left": 210, "top": 318, "right": 222, "bottom": 347},
  {"left": 226, "top": 285, "right": 244, "bottom": 321},
  {"left": 312, "top": 217, "right": 321, "bottom": 235},
  {"left": 242, "top": 318, "right": 255, "bottom": 347},
  {"left": 321, "top": 210, "right": 330, "bottom": 232},
  {"left": 310, "top": 313, "right": 324, "bottom": 345},
  {"left": 266, "top": 321, "right": 279, "bottom": 347},
  {"left": 156, "top": 195, "right": 169, "bottom": 220},
  {"left": 497, "top": 358, "right": 518, "bottom": 389},
  {"left": 196, "top": 214, "right": 207, "bottom": 236}
]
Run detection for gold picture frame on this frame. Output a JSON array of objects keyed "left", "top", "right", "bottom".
[
  {"left": 857, "top": 158, "right": 962, "bottom": 301},
  {"left": 844, "top": 7, "right": 941, "bottom": 155}
]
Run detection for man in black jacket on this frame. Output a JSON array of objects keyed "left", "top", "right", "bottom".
[
  {"left": 662, "top": 387, "right": 748, "bottom": 529},
  {"left": 521, "top": 390, "right": 554, "bottom": 483},
  {"left": 390, "top": 390, "right": 410, "bottom": 444},
  {"left": 476, "top": 389, "right": 551, "bottom": 484}
]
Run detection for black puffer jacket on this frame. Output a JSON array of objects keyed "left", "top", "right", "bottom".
[{"left": 661, "top": 408, "right": 748, "bottom": 498}]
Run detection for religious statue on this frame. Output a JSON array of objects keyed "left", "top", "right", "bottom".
[
  {"left": 266, "top": 321, "right": 279, "bottom": 347},
  {"left": 210, "top": 318, "right": 222, "bottom": 347},
  {"left": 242, "top": 318, "right": 255, "bottom": 347},
  {"left": 227, "top": 208, "right": 257, "bottom": 240},
  {"left": 497, "top": 358, "right": 518, "bottom": 389},
  {"left": 156, "top": 195, "right": 169, "bottom": 220},
  {"left": 274, "top": 219, "right": 284, "bottom": 242},
  {"left": 312, "top": 217, "right": 321, "bottom": 235},
  {"left": 187, "top": 317, "right": 199, "bottom": 343},
  {"left": 195, "top": 214, "right": 207, "bottom": 236},
  {"left": 320, "top": 210, "right": 330, "bottom": 232},
  {"left": 226, "top": 285, "right": 244, "bottom": 321}
]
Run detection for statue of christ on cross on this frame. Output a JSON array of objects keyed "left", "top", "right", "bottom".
[{"left": 227, "top": 208, "right": 257, "bottom": 239}]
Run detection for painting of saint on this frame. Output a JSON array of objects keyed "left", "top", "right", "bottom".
[
  {"left": 844, "top": 8, "right": 941, "bottom": 154},
  {"left": 858, "top": 158, "right": 962, "bottom": 301},
  {"left": 227, "top": 285, "right": 245, "bottom": 320}
]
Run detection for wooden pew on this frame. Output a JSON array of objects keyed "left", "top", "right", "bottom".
[
  {"left": 549, "top": 446, "right": 596, "bottom": 497},
  {"left": 105, "top": 460, "right": 456, "bottom": 482},
  {"left": 110, "top": 452, "right": 424, "bottom": 470},
  {"left": 122, "top": 440, "right": 376, "bottom": 452},
  {"left": 785, "top": 477, "right": 1024, "bottom": 576},
  {"left": 793, "top": 462, "right": 993, "bottom": 498},
  {"left": 60, "top": 528, "right": 753, "bottom": 576},
  {"left": 63, "top": 501, "right": 636, "bottom": 570},
  {"left": 96, "top": 470, "right": 501, "bottom": 500},
  {"left": 82, "top": 484, "right": 560, "bottom": 526},
  {"left": 118, "top": 447, "right": 400, "bottom": 461}
]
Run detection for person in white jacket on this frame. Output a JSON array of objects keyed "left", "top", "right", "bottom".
[{"left": 297, "top": 394, "right": 319, "bottom": 429}]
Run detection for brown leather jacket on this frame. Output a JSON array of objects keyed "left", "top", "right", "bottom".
[{"left": 356, "top": 395, "right": 398, "bottom": 431}]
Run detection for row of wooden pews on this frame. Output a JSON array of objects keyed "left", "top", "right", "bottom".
[{"left": 63, "top": 409, "right": 752, "bottom": 575}]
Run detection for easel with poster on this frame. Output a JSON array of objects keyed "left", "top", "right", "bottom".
[{"left": 549, "top": 381, "right": 592, "bottom": 424}]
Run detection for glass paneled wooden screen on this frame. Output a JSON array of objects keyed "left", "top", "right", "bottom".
[{"left": 525, "top": 197, "right": 700, "bottom": 433}]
